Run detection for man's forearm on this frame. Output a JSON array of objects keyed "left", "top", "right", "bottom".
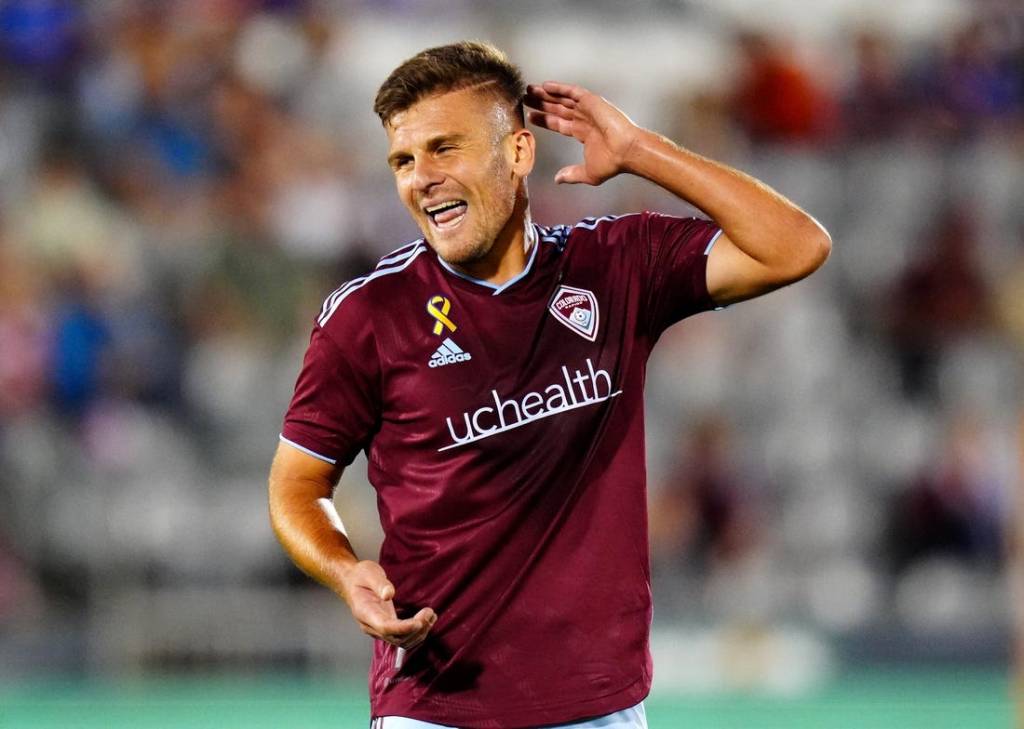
[
  {"left": 623, "top": 130, "right": 830, "bottom": 275},
  {"left": 268, "top": 475, "right": 359, "bottom": 600},
  {"left": 268, "top": 444, "right": 435, "bottom": 646}
]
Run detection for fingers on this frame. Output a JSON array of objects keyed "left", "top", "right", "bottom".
[
  {"left": 347, "top": 560, "right": 395, "bottom": 600},
  {"left": 344, "top": 561, "right": 438, "bottom": 649},
  {"left": 554, "top": 164, "right": 595, "bottom": 186},
  {"left": 359, "top": 606, "right": 437, "bottom": 649},
  {"left": 526, "top": 83, "right": 592, "bottom": 140},
  {"left": 525, "top": 83, "right": 577, "bottom": 110},
  {"left": 527, "top": 110, "right": 574, "bottom": 137},
  {"left": 524, "top": 98, "right": 575, "bottom": 121},
  {"left": 527, "top": 81, "right": 584, "bottom": 104},
  {"left": 543, "top": 81, "right": 585, "bottom": 101},
  {"left": 397, "top": 607, "right": 438, "bottom": 650}
]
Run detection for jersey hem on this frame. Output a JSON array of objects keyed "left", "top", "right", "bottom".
[{"left": 370, "top": 675, "right": 650, "bottom": 729}]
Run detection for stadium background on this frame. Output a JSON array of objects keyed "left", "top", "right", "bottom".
[{"left": 0, "top": 0, "right": 1018, "bottom": 727}]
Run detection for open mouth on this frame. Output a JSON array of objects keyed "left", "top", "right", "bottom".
[{"left": 424, "top": 199, "right": 468, "bottom": 230}]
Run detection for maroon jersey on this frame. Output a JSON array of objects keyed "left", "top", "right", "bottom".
[{"left": 281, "top": 212, "right": 721, "bottom": 728}]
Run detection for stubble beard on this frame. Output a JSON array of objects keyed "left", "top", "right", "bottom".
[
  {"left": 429, "top": 196, "right": 515, "bottom": 269},
  {"left": 431, "top": 225, "right": 493, "bottom": 267},
  {"left": 425, "top": 150, "right": 518, "bottom": 267}
]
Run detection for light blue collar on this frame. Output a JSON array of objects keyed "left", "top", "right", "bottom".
[{"left": 437, "top": 223, "right": 539, "bottom": 296}]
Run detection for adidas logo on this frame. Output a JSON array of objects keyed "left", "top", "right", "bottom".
[{"left": 429, "top": 338, "right": 473, "bottom": 368}]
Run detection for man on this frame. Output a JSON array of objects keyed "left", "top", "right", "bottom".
[{"left": 268, "top": 41, "right": 829, "bottom": 729}]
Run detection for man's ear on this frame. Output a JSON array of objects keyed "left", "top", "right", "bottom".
[{"left": 508, "top": 127, "right": 535, "bottom": 179}]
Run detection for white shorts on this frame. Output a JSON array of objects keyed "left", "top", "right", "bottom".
[{"left": 374, "top": 701, "right": 647, "bottom": 728}]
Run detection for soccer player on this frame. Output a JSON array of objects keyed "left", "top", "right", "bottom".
[{"left": 268, "top": 41, "right": 830, "bottom": 728}]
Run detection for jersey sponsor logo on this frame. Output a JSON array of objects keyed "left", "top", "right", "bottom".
[
  {"left": 440, "top": 358, "right": 621, "bottom": 451},
  {"left": 549, "top": 285, "right": 599, "bottom": 341},
  {"left": 429, "top": 338, "right": 473, "bottom": 368}
]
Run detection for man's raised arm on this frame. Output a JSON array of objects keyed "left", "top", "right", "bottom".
[
  {"left": 525, "top": 81, "right": 831, "bottom": 306},
  {"left": 268, "top": 442, "right": 436, "bottom": 649}
]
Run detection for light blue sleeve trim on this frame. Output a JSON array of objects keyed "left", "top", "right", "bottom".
[
  {"left": 704, "top": 228, "right": 723, "bottom": 256},
  {"left": 705, "top": 228, "right": 727, "bottom": 310},
  {"left": 279, "top": 435, "right": 338, "bottom": 465}
]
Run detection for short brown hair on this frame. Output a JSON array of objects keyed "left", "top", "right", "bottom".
[{"left": 373, "top": 41, "right": 525, "bottom": 126}]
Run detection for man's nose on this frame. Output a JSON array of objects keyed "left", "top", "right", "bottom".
[{"left": 411, "top": 157, "right": 445, "bottom": 193}]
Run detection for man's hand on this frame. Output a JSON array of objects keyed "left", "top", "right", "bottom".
[
  {"left": 525, "top": 81, "right": 644, "bottom": 186},
  {"left": 269, "top": 443, "right": 438, "bottom": 654},
  {"left": 341, "top": 560, "right": 437, "bottom": 650}
]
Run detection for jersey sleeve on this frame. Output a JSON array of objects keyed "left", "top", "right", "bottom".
[
  {"left": 280, "top": 315, "right": 382, "bottom": 467},
  {"left": 632, "top": 211, "right": 721, "bottom": 337}
]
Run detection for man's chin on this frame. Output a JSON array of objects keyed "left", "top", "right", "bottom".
[{"left": 430, "top": 236, "right": 490, "bottom": 268}]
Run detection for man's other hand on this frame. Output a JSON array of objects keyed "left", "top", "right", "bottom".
[
  {"left": 342, "top": 560, "right": 437, "bottom": 650},
  {"left": 525, "top": 81, "right": 643, "bottom": 186}
]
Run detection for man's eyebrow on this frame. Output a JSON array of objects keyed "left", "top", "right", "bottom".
[
  {"left": 387, "top": 149, "right": 411, "bottom": 167},
  {"left": 427, "top": 132, "right": 468, "bottom": 147}
]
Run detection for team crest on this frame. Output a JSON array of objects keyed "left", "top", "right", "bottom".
[{"left": 549, "top": 285, "right": 599, "bottom": 341}]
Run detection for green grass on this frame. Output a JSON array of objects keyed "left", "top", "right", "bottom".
[
  {"left": 645, "top": 668, "right": 1010, "bottom": 729},
  {"left": 0, "top": 668, "right": 1010, "bottom": 729}
]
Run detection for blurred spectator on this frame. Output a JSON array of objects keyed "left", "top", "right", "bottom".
[
  {"left": 0, "top": 532, "right": 40, "bottom": 623},
  {"left": 0, "top": 244, "right": 48, "bottom": 419},
  {"left": 651, "top": 415, "right": 763, "bottom": 575},
  {"left": 994, "top": 227, "right": 1024, "bottom": 351},
  {"left": 0, "top": 0, "right": 83, "bottom": 86},
  {"left": 885, "top": 205, "right": 991, "bottom": 401},
  {"left": 843, "top": 30, "right": 908, "bottom": 142},
  {"left": 48, "top": 269, "right": 112, "bottom": 418},
  {"left": 12, "top": 140, "right": 142, "bottom": 292},
  {"left": 732, "top": 32, "right": 837, "bottom": 146},
  {"left": 915, "top": 20, "right": 1022, "bottom": 138},
  {"left": 884, "top": 412, "right": 1006, "bottom": 575}
]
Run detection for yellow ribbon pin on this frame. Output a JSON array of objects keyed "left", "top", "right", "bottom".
[{"left": 427, "top": 295, "right": 457, "bottom": 336}]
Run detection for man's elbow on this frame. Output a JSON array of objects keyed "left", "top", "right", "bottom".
[
  {"left": 785, "top": 215, "right": 831, "bottom": 283},
  {"left": 807, "top": 215, "right": 833, "bottom": 267}
]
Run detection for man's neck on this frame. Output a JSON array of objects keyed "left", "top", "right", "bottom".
[{"left": 453, "top": 207, "right": 534, "bottom": 286}]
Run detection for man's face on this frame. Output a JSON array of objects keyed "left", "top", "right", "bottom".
[{"left": 385, "top": 87, "right": 532, "bottom": 267}]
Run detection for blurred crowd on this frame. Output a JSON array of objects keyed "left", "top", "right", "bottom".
[{"left": 0, "top": 0, "right": 1021, "bottom": 673}]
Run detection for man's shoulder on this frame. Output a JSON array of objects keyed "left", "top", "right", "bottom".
[
  {"left": 551, "top": 211, "right": 715, "bottom": 250},
  {"left": 544, "top": 213, "right": 644, "bottom": 245},
  {"left": 536, "top": 214, "right": 647, "bottom": 259},
  {"left": 316, "top": 239, "right": 430, "bottom": 329}
]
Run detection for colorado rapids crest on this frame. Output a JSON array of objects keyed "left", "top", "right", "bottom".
[{"left": 549, "top": 285, "right": 599, "bottom": 341}]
